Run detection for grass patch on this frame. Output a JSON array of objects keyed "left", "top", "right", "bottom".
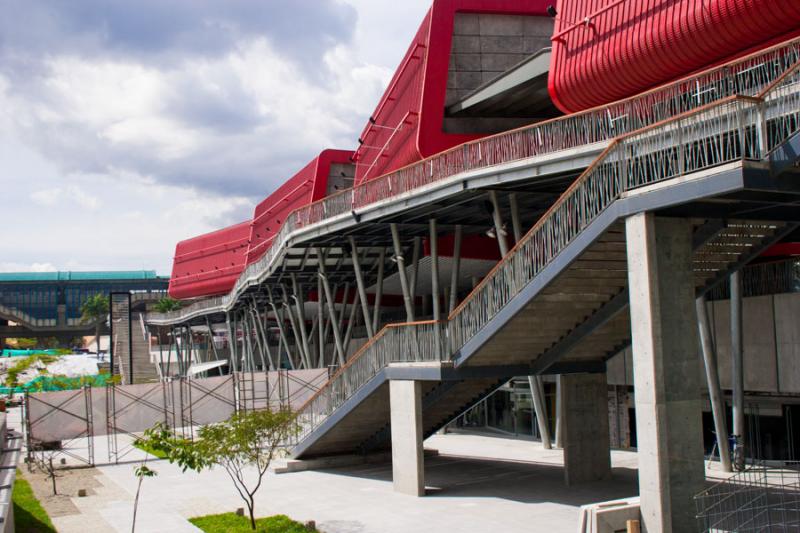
[
  {"left": 189, "top": 512, "right": 314, "bottom": 532},
  {"left": 133, "top": 439, "right": 168, "bottom": 459},
  {"left": 13, "top": 471, "right": 56, "bottom": 533}
]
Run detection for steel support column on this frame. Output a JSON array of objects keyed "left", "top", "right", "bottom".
[
  {"left": 731, "top": 270, "right": 745, "bottom": 463},
  {"left": 529, "top": 376, "right": 552, "bottom": 449},
  {"left": 489, "top": 190, "right": 509, "bottom": 256},
  {"left": 390, "top": 223, "right": 415, "bottom": 321},
  {"left": 696, "top": 295, "right": 732, "bottom": 472},
  {"left": 349, "top": 237, "right": 375, "bottom": 338},
  {"left": 448, "top": 225, "right": 462, "bottom": 314},
  {"left": 373, "top": 248, "right": 386, "bottom": 332},
  {"left": 317, "top": 248, "right": 347, "bottom": 367},
  {"left": 430, "top": 219, "right": 441, "bottom": 358}
]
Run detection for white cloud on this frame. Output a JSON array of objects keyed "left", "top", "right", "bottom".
[
  {"left": 0, "top": 262, "right": 58, "bottom": 272},
  {"left": 30, "top": 188, "right": 60, "bottom": 206},
  {"left": 0, "top": 1, "right": 432, "bottom": 275},
  {"left": 29, "top": 185, "right": 99, "bottom": 209}
]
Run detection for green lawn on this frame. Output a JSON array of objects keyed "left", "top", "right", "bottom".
[
  {"left": 133, "top": 439, "right": 168, "bottom": 459},
  {"left": 190, "top": 512, "right": 315, "bottom": 532},
  {"left": 13, "top": 471, "right": 56, "bottom": 533}
]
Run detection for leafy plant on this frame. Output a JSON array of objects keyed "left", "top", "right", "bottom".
[
  {"left": 154, "top": 297, "right": 182, "bottom": 313},
  {"left": 139, "top": 409, "right": 298, "bottom": 530}
]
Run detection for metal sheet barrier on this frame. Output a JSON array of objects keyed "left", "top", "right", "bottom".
[{"left": 23, "top": 369, "right": 324, "bottom": 465}]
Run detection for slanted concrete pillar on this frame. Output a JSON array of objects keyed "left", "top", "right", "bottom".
[
  {"left": 626, "top": 213, "right": 704, "bottom": 533},
  {"left": 390, "top": 380, "right": 424, "bottom": 496},
  {"left": 561, "top": 372, "right": 611, "bottom": 486}
]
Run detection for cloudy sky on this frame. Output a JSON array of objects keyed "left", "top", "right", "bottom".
[{"left": 0, "top": 0, "right": 430, "bottom": 275}]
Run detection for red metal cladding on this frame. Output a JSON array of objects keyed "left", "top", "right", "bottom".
[
  {"left": 761, "top": 243, "right": 800, "bottom": 258},
  {"left": 549, "top": 0, "right": 800, "bottom": 113},
  {"left": 353, "top": 0, "right": 552, "bottom": 185},
  {"left": 168, "top": 220, "right": 252, "bottom": 299},
  {"left": 245, "top": 149, "right": 354, "bottom": 265}
]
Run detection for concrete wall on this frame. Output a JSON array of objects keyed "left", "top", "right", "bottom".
[
  {"left": 446, "top": 13, "right": 553, "bottom": 106},
  {"left": 326, "top": 163, "right": 355, "bottom": 195},
  {"left": 607, "top": 291, "right": 800, "bottom": 394}
]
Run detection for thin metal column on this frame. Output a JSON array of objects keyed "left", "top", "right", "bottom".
[
  {"left": 430, "top": 219, "right": 441, "bottom": 359},
  {"left": 509, "top": 192, "right": 523, "bottom": 245},
  {"left": 317, "top": 274, "right": 325, "bottom": 367},
  {"left": 282, "top": 285, "right": 309, "bottom": 369},
  {"left": 510, "top": 193, "right": 552, "bottom": 449},
  {"left": 226, "top": 314, "right": 238, "bottom": 374},
  {"left": 252, "top": 304, "right": 275, "bottom": 370},
  {"left": 697, "top": 295, "right": 732, "bottom": 472},
  {"left": 489, "top": 190, "right": 509, "bottom": 256},
  {"left": 529, "top": 376, "right": 552, "bottom": 449},
  {"left": 390, "top": 223, "right": 415, "bottom": 321},
  {"left": 317, "top": 248, "right": 347, "bottom": 367},
  {"left": 731, "top": 271, "right": 745, "bottom": 462},
  {"left": 343, "top": 290, "right": 360, "bottom": 356},
  {"left": 372, "top": 248, "right": 385, "bottom": 332},
  {"left": 448, "top": 225, "right": 463, "bottom": 314},
  {"left": 205, "top": 318, "right": 220, "bottom": 361},
  {"left": 290, "top": 274, "right": 312, "bottom": 367},
  {"left": 269, "top": 296, "right": 295, "bottom": 370},
  {"left": 410, "top": 236, "right": 422, "bottom": 302},
  {"left": 248, "top": 307, "right": 269, "bottom": 371},
  {"left": 555, "top": 375, "right": 563, "bottom": 448},
  {"left": 157, "top": 327, "right": 166, "bottom": 380},
  {"left": 283, "top": 300, "right": 307, "bottom": 369},
  {"left": 348, "top": 236, "right": 375, "bottom": 338}
]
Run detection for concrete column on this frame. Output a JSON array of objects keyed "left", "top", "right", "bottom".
[
  {"left": 390, "top": 380, "right": 425, "bottom": 496},
  {"left": 626, "top": 213, "right": 705, "bottom": 533},
  {"left": 561, "top": 372, "right": 611, "bottom": 486}
]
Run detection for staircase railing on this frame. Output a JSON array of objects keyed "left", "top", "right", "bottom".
[
  {"left": 149, "top": 38, "right": 800, "bottom": 326},
  {"left": 293, "top": 62, "right": 800, "bottom": 445}
]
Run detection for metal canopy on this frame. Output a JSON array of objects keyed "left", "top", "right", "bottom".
[{"left": 447, "top": 49, "right": 559, "bottom": 119}]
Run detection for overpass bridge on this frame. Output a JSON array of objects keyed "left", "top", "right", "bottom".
[
  {"left": 147, "top": 42, "right": 800, "bottom": 531},
  {"left": 0, "top": 271, "right": 167, "bottom": 343}
]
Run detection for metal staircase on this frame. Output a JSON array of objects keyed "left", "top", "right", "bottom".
[{"left": 290, "top": 62, "right": 800, "bottom": 458}]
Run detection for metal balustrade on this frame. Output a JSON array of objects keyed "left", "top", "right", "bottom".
[
  {"left": 148, "top": 38, "right": 800, "bottom": 327},
  {"left": 293, "top": 62, "right": 800, "bottom": 445}
]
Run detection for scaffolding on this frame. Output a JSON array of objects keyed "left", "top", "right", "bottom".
[
  {"left": 23, "top": 369, "right": 326, "bottom": 465},
  {"left": 696, "top": 461, "right": 800, "bottom": 532}
]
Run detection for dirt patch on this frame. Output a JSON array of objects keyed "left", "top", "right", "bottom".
[{"left": 20, "top": 463, "right": 104, "bottom": 517}]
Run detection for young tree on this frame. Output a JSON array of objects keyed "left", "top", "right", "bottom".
[
  {"left": 131, "top": 463, "right": 157, "bottom": 533},
  {"left": 80, "top": 293, "right": 109, "bottom": 356},
  {"left": 140, "top": 409, "right": 298, "bottom": 530},
  {"left": 30, "top": 443, "right": 62, "bottom": 495}
]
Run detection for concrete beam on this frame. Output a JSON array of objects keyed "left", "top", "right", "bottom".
[
  {"left": 626, "top": 213, "right": 704, "bottom": 533},
  {"left": 390, "top": 380, "right": 425, "bottom": 496}
]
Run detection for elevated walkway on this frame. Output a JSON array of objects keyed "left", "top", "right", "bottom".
[
  {"left": 147, "top": 37, "right": 800, "bottom": 329},
  {"left": 291, "top": 64, "right": 800, "bottom": 458}
]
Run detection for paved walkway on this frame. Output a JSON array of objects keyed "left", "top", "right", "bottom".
[{"left": 9, "top": 409, "right": 730, "bottom": 533}]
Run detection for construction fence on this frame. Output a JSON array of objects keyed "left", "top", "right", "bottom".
[{"left": 23, "top": 369, "right": 328, "bottom": 466}]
